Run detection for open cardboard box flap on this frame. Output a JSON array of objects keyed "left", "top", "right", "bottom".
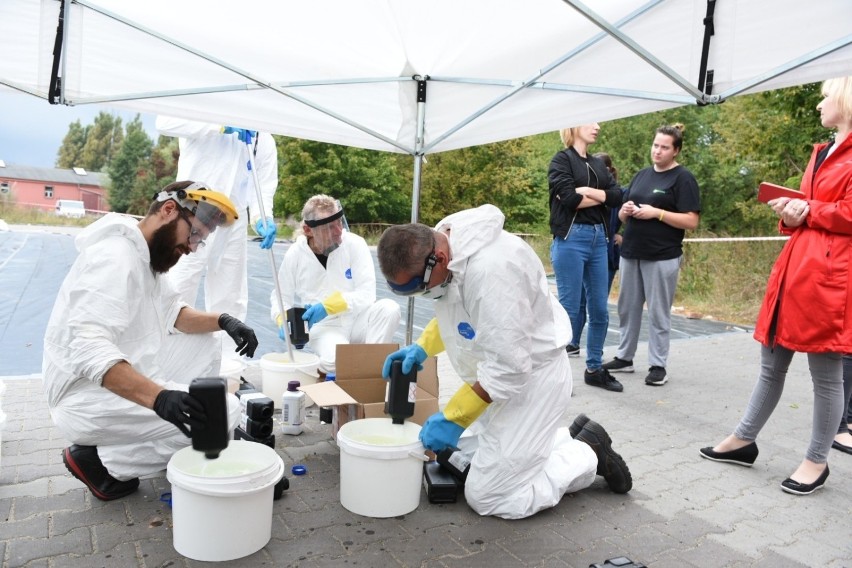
[{"left": 299, "top": 343, "right": 439, "bottom": 429}]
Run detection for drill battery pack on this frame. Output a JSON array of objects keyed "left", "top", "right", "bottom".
[{"left": 423, "top": 461, "right": 459, "bottom": 504}]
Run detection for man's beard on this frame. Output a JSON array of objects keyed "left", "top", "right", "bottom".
[{"left": 149, "top": 218, "right": 190, "bottom": 274}]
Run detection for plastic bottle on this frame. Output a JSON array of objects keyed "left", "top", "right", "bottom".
[
  {"left": 319, "top": 373, "right": 335, "bottom": 424},
  {"left": 281, "top": 380, "right": 305, "bottom": 435},
  {"left": 385, "top": 360, "right": 417, "bottom": 424},
  {"left": 188, "top": 377, "right": 229, "bottom": 459}
]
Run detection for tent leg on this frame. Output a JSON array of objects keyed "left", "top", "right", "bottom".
[{"left": 404, "top": 77, "right": 428, "bottom": 345}]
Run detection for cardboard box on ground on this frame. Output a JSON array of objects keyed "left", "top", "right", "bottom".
[{"left": 300, "top": 344, "right": 439, "bottom": 440}]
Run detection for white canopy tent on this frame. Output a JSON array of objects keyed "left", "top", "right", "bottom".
[
  {"left": 3, "top": 0, "right": 851, "bottom": 157},
  {"left": 3, "top": 0, "right": 850, "bottom": 337}
]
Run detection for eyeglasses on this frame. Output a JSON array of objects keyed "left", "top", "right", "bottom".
[
  {"left": 177, "top": 209, "right": 207, "bottom": 248},
  {"left": 387, "top": 252, "right": 437, "bottom": 297}
]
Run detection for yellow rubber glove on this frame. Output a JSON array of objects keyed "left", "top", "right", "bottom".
[
  {"left": 443, "top": 383, "right": 490, "bottom": 428},
  {"left": 321, "top": 291, "right": 348, "bottom": 315},
  {"left": 415, "top": 318, "right": 445, "bottom": 357}
]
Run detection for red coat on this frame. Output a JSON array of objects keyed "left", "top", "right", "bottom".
[{"left": 754, "top": 134, "right": 852, "bottom": 353}]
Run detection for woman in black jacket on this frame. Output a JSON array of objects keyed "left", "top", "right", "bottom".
[{"left": 548, "top": 124, "right": 624, "bottom": 392}]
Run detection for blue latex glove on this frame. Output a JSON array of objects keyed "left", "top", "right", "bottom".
[
  {"left": 382, "top": 344, "right": 428, "bottom": 378},
  {"left": 302, "top": 303, "right": 327, "bottom": 328},
  {"left": 419, "top": 412, "right": 465, "bottom": 452},
  {"left": 254, "top": 217, "right": 277, "bottom": 249},
  {"left": 222, "top": 126, "right": 256, "bottom": 144}
]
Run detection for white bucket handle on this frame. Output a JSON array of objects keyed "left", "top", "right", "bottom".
[{"left": 408, "top": 450, "right": 430, "bottom": 462}]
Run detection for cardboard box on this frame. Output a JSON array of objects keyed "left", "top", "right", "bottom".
[{"left": 299, "top": 343, "right": 439, "bottom": 439}]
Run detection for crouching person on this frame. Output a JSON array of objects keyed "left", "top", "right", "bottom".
[
  {"left": 44, "top": 181, "right": 258, "bottom": 500},
  {"left": 378, "top": 205, "right": 632, "bottom": 519}
]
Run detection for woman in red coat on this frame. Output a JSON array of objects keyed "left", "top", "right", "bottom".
[{"left": 700, "top": 76, "right": 852, "bottom": 495}]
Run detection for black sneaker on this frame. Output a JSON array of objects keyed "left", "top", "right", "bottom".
[
  {"left": 568, "top": 413, "right": 590, "bottom": 438},
  {"left": 602, "top": 357, "right": 634, "bottom": 373},
  {"left": 645, "top": 366, "right": 668, "bottom": 386},
  {"left": 575, "top": 419, "right": 632, "bottom": 494},
  {"left": 565, "top": 344, "right": 580, "bottom": 357},
  {"left": 62, "top": 445, "right": 140, "bottom": 501},
  {"left": 584, "top": 368, "right": 624, "bottom": 392}
]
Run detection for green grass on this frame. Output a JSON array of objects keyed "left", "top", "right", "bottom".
[{"left": 0, "top": 202, "right": 96, "bottom": 227}]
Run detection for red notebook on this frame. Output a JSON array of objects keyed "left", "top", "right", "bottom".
[{"left": 758, "top": 182, "right": 805, "bottom": 203}]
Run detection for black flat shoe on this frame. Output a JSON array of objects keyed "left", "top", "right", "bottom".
[
  {"left": 699, "top": 442, "right": 758, "bottom": 467},
  {"left": 831, "top": 440, "right": 852, "bottom": 455},
  {"left": 781, "top": 466, "right": 829, "bottom": 496}
]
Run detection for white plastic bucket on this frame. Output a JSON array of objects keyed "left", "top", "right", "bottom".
[
  {"left": 259, "top": 352, "right": 320, "bottom": 409},
  {"left": 166, "top": 440, "right": 285, "bottom": 562},
  {"left": 337, "top": 418, "right": 427, "bottom": 518}
]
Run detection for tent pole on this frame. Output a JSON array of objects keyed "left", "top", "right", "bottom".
[
  {"left": 405, "top": 77, "right": 428, "bottom": 345},
  {"left": 697, "top": 0, "right": 717, "bottom": 97},
  {"left": 242, "top": 140, "right": 295, "bottom": 362},
  {"left": 48, "top": 0, "right": 68, "bottom": 104}
]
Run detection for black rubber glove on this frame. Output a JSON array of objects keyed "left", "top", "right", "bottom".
[
  {"left": 153, "top": 390, "right": 206, "bottom": 437},
  {"left": 218, "top": 313, "right": 259, "bottom": 357}
]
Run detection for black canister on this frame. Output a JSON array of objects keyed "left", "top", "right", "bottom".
[
  {"left": 286, "top": 307, "right": 309, "bottom": 348},
  {"left": 188, "top": 377, "right": 229, "bottom": 459},
  {"left": 385, "top": 360, "right": 417, "bottom": 424},
  {"left": 436, "top": 447, "right": 470, "bottom": 484},
  {"left": 319, "top": 373, "right": 335, "bottom": 424}
]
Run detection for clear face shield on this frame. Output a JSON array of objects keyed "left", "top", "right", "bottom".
[{"left": 305, "top": 202, "right": 348, "bottom": 256}]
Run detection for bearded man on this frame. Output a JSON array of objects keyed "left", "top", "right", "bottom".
[{"left": 43, "top": 181, "right": 258, "bottom": 501}]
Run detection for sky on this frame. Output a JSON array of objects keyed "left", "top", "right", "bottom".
[{"left": 0, "top": 91, "right": 159, "bottom": 169}]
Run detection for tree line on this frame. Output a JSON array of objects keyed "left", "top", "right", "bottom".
[{"left": 56, "top": 82, "right": 827, "bottom": 236}]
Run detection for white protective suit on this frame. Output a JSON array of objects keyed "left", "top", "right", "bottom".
[
  {"left": 156, "top": 117, "right": 278, "bottom": 359},
  {"left": 270, "top": 231, "right": 400, "bottom": 373},
  {"left": 432, "top": 205, "right": 597, "bottom": 519},
  {"left": 43, "top": 214, "right": 240, "bottom": 481}
]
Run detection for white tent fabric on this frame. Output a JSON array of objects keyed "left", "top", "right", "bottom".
[{"left": 2, "top": 0, "right": 851, "bottom": 156}]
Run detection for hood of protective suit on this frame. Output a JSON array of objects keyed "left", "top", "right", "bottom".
[
  {"left": 75, "top": 213, "right": 149, "bottom": 261},
  {"left": 435, "top": 204, "right": 504, "bottom": 287}
]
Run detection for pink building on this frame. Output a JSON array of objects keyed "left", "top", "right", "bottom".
[{"left": 0, "top": 160, "right": 109, "bottom": 213}]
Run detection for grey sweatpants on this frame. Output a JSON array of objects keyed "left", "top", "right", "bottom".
[
  {"left": 734, "top": 345, "right": 843, "bottom": 464},
  {"left": 614, "top": 257, "right": 681, "bottom": 368}
]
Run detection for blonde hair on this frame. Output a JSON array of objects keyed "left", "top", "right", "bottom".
[
  {"left": 822, "top": 76, "right": 852, "bottom": 122},
  {"left": 301, "top": 194, "right": 339, "bottom": 223},
  {"left": 559, "top": 127, "right": 582, "bottom": 148}
]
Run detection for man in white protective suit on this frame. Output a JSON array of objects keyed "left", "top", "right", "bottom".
[
  {"left": 43, "top": 181, "right": 258, "bottom": 501},
  {"left": 377, "top": 204, "right": 632, "bottom": 519},
  {"left": 156, "top": 116, "right": 278, "bottom": 363},
  {"left": 270, "top": 194, "right": 400, "bottom": 375}
]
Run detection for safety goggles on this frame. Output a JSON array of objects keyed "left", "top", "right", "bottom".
[
  {"left": 177, "top": 208, "right": 207, "bottom": 249},
  {"left": 387, "top": 252, "right": 437, "bottom": 297}
]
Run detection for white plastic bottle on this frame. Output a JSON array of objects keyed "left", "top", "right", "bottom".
[{"left": 281, "top": 380, "right": 305, "bottom": 435}]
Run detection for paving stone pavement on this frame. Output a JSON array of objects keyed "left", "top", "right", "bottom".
[{"left": 2, "top": 332, "right": 852, "bottom": 568}]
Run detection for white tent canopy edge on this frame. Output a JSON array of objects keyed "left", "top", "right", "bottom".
[{"left": 2, "top": 0, "right": 851, "bottom": 157}]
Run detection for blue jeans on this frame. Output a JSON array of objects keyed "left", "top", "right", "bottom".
[{"left": 551, "top": 224, "right": 609, "bottom": 370}]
